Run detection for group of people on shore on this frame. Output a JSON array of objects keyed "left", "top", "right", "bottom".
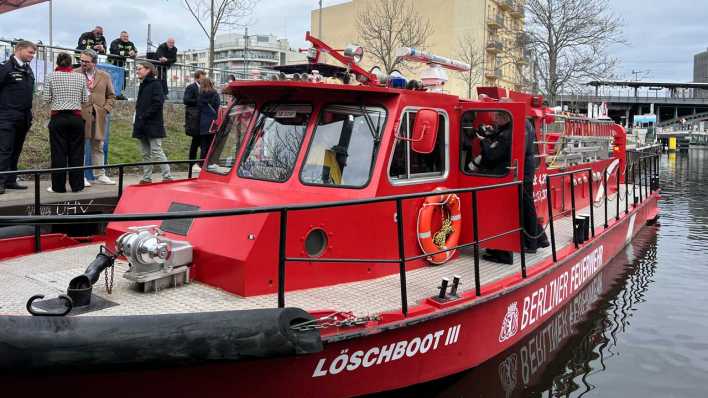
[
  {"left": 77, "top": 25, "right": 177, "bottom": 95},
  {"left": 0, "top": 38, "right": 221, "bottom": 194}
]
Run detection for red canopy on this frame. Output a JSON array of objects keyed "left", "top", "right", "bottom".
[{"left": 0, "top": 0, "right": 48, "bottom": 14}]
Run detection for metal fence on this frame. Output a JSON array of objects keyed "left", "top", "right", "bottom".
[{"left": 1, "top": 39, "right": 274, "bottom": 102}]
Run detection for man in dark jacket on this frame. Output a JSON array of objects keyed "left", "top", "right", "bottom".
[
  {"left": 109, "top": 31, "right": 137, "bottom": 68},
  {"left": 77, "top": 26, "right": 107, "bottom": 54},
  {"left": 478, "top": 112, "right": 512, "bottom": 175},
  {"left": 522, "top": 119, "right": 549, "bottom": 253},
  {"left": 133, "top": 61, "right": 172, "bottom": 183},
  {"left": 183, "top": 70, "right": 205, "bottom": 168},
  {"left": 0, "top": 40, "right": 36, "bottom": 194},
  {"left": 155, "top": 38, "right": 177, "bottom": 95}
]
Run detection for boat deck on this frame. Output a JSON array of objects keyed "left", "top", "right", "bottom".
[{"left": 0, "top": 187, "right": 636, "bottom": 317}]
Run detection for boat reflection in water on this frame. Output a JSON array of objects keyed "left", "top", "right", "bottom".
[{"left": 380, "top": 225, "right": 658, "bottom": 398}]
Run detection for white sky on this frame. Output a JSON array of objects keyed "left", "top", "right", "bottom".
[{"left": 1, "top": 0, "right": 706, "bottom": 82}]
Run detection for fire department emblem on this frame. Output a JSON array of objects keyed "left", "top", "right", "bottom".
[
  {"left": 498, "top": 353, "right": 518, "bottom": 397},
  {"left": 498, "top": 302, "right": 519, "bottom": 342}
]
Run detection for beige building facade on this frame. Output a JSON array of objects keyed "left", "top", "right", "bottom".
[{"left": 311, "top": 0, "right": 531, "bottom": 98}]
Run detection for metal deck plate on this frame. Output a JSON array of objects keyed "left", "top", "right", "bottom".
[{"left": 0, "top": 188, "right": 634, "bottom": 317}]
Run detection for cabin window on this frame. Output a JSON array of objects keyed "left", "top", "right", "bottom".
[
  {"left": 238, "top": 104, "right": 312, "bottom": 182},
  {"left": 388, "top": 110, "right": 447, "bottom": 182},
  {"left": 205, "top": 103, "right": 256, "bottom": 175},
  {"left": 300, "top": 105, "right": 386, "bottom": 188},
  {"left": 460, "top": 110, "right": 513, "bottom": 177}
]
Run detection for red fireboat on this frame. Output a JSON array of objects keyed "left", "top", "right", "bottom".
[{"left": 0, "top": 33, "right": 659, "bottom": 397}]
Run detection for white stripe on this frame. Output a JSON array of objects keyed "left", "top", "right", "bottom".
[
  {"left": 418, "top": 231, "right": 431, "bottom": 239},
  {"left": 450, "top": 214, "right": 462, "bottom": 221}
]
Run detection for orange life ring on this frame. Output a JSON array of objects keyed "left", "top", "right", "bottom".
[{"left": 417, "top": 190, "right": 462, "bottom": 265}]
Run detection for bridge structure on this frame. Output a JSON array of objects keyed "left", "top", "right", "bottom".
[{"left": 558, "top": 80, "right": 708, "bottom": 129}]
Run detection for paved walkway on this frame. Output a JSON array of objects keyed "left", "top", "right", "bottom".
[{"left": 0, "top": 171, "right": 196, "bottom": 209}]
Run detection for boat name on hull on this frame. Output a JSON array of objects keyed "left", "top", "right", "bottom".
[
  {"left": 312, "top": 324, "right": 462, "bottom": 377},
  {"left": 499, "top": 245, "right": 604, "bottom": 342}
]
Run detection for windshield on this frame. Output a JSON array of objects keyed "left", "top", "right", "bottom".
[
  {"left": 206, "top": 103, "right": 256, "bottom": 175},
  {"left": 238, "top": 104, "right": 312, "bottom": 182},
  {"left": 301, "top": 105, "right": 386, "bottom": 187}
]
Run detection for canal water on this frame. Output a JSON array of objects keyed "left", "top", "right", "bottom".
[{"left": 379, "top": 148, "right": 708, "bottom": 398}]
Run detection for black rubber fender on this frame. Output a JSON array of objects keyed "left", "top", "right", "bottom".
[{"left": 0, "top": 307, "right": 322, "bottom": 370}]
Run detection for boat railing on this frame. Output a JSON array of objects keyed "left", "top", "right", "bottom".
[
  {"left": 0, "top": 158, "right": 203, "bottom": 251},
  {"left": 0, "top": 152, "right": 660, "bottom": 317}
]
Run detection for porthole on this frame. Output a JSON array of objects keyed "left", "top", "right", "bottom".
[{"left": 305, "top": 229, "right": 328, "bottom": 257}]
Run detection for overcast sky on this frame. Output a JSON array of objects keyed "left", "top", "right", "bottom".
[{"left": 1, "top": 0, "right": 705, "bottom": 82}]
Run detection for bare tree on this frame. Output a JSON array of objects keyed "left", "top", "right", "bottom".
[
  {"left": 355, "top": 0, "right": 433, "bottom": 74},
  {"left": 184, "top": 0, "right": 255, "bottom": 70},
  {"left": 455, "top": 32, "right": 484, "bottom": 98},
  {"left": 525, "top": 0, "right": 624, "bottom": 105}
]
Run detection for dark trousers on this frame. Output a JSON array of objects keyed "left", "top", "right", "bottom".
[
  {"left": 157, "top": 65, "right": 169, "bottom": 95},
  {"left": 49, "top": 113, "right": 85, "bottom": 192},
  {"left": 0, "top": 114, "right": 30, "bottom": 186},
  {"left": 188, "top": 136, "right": 200, "bottom": 161},
  {"left": 523, "top": 179, "right": 548, "bottom": 249},
  {"left": 199, "top": 134, "right": 215, "bottom": 163}
]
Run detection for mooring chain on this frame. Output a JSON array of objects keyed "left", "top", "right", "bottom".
[
  {"left": 290, "top": 312, "right": 381, "bottom": 331},
  {"left": 104, "top": 263, "right": 115, "bottom": 294}
]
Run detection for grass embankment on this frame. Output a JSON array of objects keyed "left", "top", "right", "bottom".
[{"left": 20, "top": 99, "right": 193, "bottom": 172}]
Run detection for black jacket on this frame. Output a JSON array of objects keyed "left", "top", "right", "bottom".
[
  {"left": 132, "top": 75, "right": 166, "bottom": 139},
  {"left": 479, "top": 123, "right": 512, "bottom": 176},
  {"left": 198, "top": 90, "right": 220, "bottom": 135},
  {"left": 0, "top": 56, "right": 34, "bottom": 119},
  {"left": 183, "top": 82, "right": 200, "bottom": 136},
  {"left": 109, "top": 39, "right": 137, "bottom": 67},
  {"left": 77, "top": 31, "right": 107, "bottom": 54},
  {"left": 523, "top": 120, "right": 538, "bottom": 182},
  {"left": 156, "top": 43, "right": 177, "bottom": 69}
]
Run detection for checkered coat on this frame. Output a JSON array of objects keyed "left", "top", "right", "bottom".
[{"left": 43, "top": 71, "right": 88, "bottom": 111}]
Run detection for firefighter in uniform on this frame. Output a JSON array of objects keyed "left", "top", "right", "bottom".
[
  {"left": 109, "top": 31, "right": 137, "bottom": 95},
  {"left": 109, "top": 31, "right": 137, "bottom": 68},
  {"left": 77, "top": 26, "right": 107, "bottom": 54},
  {"left": 0, "top": 40, "right": 36, "bottom": 194}
]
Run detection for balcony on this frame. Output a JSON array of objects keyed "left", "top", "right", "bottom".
[
  {"left": 498, "top": 0, "right": 513, "bottom": 11},
  {"left": 486, "top": 40, "right": 503, "bottom": 53},
  {"left": 487, "top": 13, "right": 504, "bottom": 29},
  {"left": 511, "top": 2, "right": 524, "bottom": 18},
  {"left": 485, "top": 68, "right": 502, "bottom": 80}
]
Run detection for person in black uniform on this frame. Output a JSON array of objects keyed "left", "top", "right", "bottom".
[
  {"left": 77, "top": 26, "right": 107, "bottom": 54},
  {"left": 0, "top": 40, "right": 36, "bottom": 194},
  {"left": 155, "top": 38, "right": 177, "bottom": 96},
  {"left": 109, "top": 31, "right": 137, "bottom": 95},
  {"left": 109, "top": 31, "right": 137, "bottom": 67},
  {"left": 470, "top": 111, "right": 512, "bottom": 175},
  {"left": 521, "top": 119, "right": 550, "bottom": 253}
]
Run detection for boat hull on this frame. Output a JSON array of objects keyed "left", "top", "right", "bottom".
[{"left": 1, "top": 193, "right": 658, "bottom": 397}]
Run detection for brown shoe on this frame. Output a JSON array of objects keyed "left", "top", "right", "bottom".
[{"left": 139, "top": 179, "right": 152, "bottom": 185}]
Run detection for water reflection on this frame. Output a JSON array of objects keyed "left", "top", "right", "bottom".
[{"left": 379, "top": 148, "right": 708, "bottom": 398}]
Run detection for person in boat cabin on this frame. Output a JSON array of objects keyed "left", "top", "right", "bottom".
[{"left": 473, "top": 111, "right": 515, "bottom": 265}]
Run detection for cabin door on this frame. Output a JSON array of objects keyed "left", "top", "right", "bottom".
[{"left": 458, "top": 101, "right": 527, "bottom": 253}]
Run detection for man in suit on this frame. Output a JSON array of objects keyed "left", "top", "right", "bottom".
[
  {"left": 183, "top": 70, "right": 205, "bottom": 170},
  {"left": 76, "top": 49, "right": 116, "bottom": 185}
]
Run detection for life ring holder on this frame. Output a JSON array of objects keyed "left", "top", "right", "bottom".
[{"left": 416, "top": 188, "right": 462, "bottom": 265}]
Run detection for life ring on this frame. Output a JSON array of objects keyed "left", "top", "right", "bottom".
[{"left": 417, "top": 190, "right": 462, "bottom": 265}]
